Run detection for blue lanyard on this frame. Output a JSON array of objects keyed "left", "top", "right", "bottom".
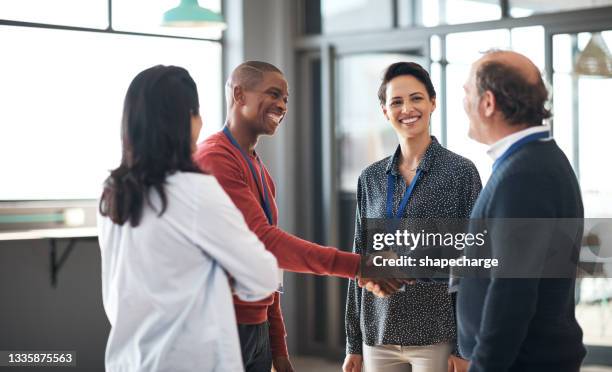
[
  {"left": 222, "top": 126, "right": 274, "bottom": 225},
  {"left": 386, "top": 169, "right": 422, "bottom": 219},
  {"left": 492, "top": 131, "right": 549, "bottom": 172}
]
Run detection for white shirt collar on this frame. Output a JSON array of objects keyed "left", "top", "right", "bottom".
[{"left": 487, "top": 125, "right": 551, "bottom": 161}]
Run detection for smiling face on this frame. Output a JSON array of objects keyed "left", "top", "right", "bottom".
[
  {"left": 382, "top": 75, "right": 436, "bottom": 140},
  {"left": 240, "top": 71, "right": 289, "bottom": 136}
]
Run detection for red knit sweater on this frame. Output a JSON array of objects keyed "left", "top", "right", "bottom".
[{"left": 194, "top": 130, "right": 360, "bottom": 357}]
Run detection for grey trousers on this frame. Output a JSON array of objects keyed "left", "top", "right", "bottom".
[{"left": 238, "top": 322, "right": 272, "bottom": 372}]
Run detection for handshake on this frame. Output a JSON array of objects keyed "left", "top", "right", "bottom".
[
  {"left": 357, "top": 250, "right": 416, "bottom": 297},
  {"left": 357, "top": 277, "right": 416, "bottom": 297}
]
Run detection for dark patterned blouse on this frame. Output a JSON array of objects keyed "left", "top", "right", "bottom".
[{"left": 345, "top": 136, "right": 482, "bottom": 354}]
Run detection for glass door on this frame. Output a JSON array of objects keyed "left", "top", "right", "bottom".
[{"left": 552, "top": 30, "right": 612, "bottom": 365}]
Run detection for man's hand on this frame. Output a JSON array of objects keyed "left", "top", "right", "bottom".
[
  {"left": 447, "top": 355, "right": 469, "bottom": 372},
  {"left": 272, "top": 356, "right": 294, "bottom": 372},
  {"left": 358, "top": 277, "right": 405, "bottom": 297},
  {"left": 358, "top": 250, "right": 416, "bottom": 297},
  {"left": 342, "top": 354, "right": 363, "bottom": 372}
]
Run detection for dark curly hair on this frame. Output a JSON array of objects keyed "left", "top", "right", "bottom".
[
  {"left": 476, "top": 60, "right": 551, "bottom": 127},
  {"left": 378, "top": 62, "right": 436, "bottom": 105}
]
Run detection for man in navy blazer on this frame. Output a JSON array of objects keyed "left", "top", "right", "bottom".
[{"left": 456, "top": 50, "right": 586, "bottom": 372}]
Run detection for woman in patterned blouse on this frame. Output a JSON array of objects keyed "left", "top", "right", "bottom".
[{"left": 343, "top": 62, "right": 482, "bottom": 372}]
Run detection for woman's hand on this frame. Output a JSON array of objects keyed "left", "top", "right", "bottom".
[
  {"left": 358, "top": 277, "right": 405, "bottom": 297},
  {"left": 342, "top": 354, "right": 363, "bottom": 372}
]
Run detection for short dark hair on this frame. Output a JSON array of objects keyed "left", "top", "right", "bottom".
[
  {"left": 230, "top": 60, "right": 283, "bottom": 91},
  {"left": 476, "top": 61, "right": 551, "bottom": 127},
  {"left": 99, "top": 65, "right": 202, "bottom": 227},
  {"left": 378, "top": 62, "right": 436, "bottom": 105}
]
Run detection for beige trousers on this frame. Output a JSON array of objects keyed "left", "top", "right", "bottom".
[{"left": 362, "top": 342, "right": 453, "bottom": 372}]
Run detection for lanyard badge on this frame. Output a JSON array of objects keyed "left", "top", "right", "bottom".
[
  {"left": 222, "top": 126, "right": 283, "bottom": 292},
  {"left": 386, "top": 169, "right": 422, "bottom": 220}
]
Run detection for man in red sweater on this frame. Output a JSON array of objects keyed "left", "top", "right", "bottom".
[{"left": 194, "top": 61, "right": 362, "bottom": 372}]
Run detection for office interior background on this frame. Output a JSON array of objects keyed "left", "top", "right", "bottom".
[{"left": 1, "top": 0, "right": 612, "bottom": 370}]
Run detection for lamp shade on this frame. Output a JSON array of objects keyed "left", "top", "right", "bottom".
[
  {"left": 162, "top": 0, "right": 226, "bottom": 29},
  {"left": 574, "top": 33, "right": 612, "bottom": 78}
]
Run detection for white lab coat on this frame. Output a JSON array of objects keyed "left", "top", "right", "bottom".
[{"left": 98, "top": 172, "right": 278, "bottom": 372}]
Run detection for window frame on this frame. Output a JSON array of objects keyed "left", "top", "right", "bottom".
[{"left": 0, "top": 0, "right": 225, "bottom": 235}]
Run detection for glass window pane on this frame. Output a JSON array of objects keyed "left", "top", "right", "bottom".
[
  {"left": 445, "top": 29, "right": 513, "bottom": 184},
  {"left": 430, "top": 62, "right": 443, "bottom": 141},
  {"left": 430, "top": 35, "right": 442, "bottom": 62},
  {"left": 445, "top": 0, "right": 501, "bottom": 25},
  {"left": 397, "top": 0, "right": 416, "bottom": 28},
  {"left": 445, "top": 63, "right": 491, "bottom": 183},
  {"left": 421, "top": 0, "right": 441, "bottom": 27},
  {"left": 553, "top": 30, "right": 612, "bottom": 348},
  {"left": 0, "top": 25, "right": 222, "bottom": 200},
  {"left": 511, "top": 0, "right": 612, "bottom": 18},
  {"left": 510, "top": 26, "right": 545, "bottom": 70},
  {"left": 112, "top": 0, "right": 222, "bottom": 39},
  {"left": 446, "top": 29, "right": 510, "bottom": 64},
  {"left": 552, "top": 31, "right": 612, "bottom": 218},
  {"left": 321, "top": 0, "right": 393, "bottom": 34},
  {"left": 578, "top": 32, "right": 592, "bottom": 50},
  {"left": 406, "top": 0, "right": 502, "bottom": 27},
  {"left": 578, "top": 75, "right": 612, "bottom": 218},
  {"left": 0, "top": 0, "right": 108, "bottom": 29},
  {"left": 551, "top": 73, "right": 574, "bottom": 165},
  {"left": 576, "top": 278, "right": 612, "bottom": 347},
  {"left": 336, "top": 53, "right": 427, "bottom": 192},
  {"left": 400, "top": 0, "right": 503, "bottom": 28},
  {"left": 553, "top": 34, "right": 573, "bottom": 74}
]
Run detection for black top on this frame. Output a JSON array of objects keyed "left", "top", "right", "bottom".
[
  {"left": 457, "top": 139, "right": 586, "bottom": 372},
  {"left": 345, "top": 136, "right": 482, "bottom": 354}
]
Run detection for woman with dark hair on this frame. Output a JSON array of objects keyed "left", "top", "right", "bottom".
[
  {"left": 343, "top": 62, "right": 482, "bottom": 372},
  {"left": 98, "top": 65, "right": 278, "bottom": 372}
]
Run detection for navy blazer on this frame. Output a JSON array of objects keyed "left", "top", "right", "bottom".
[{"left": 457, "top": 138, "right": 586, "bottom": 372}]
